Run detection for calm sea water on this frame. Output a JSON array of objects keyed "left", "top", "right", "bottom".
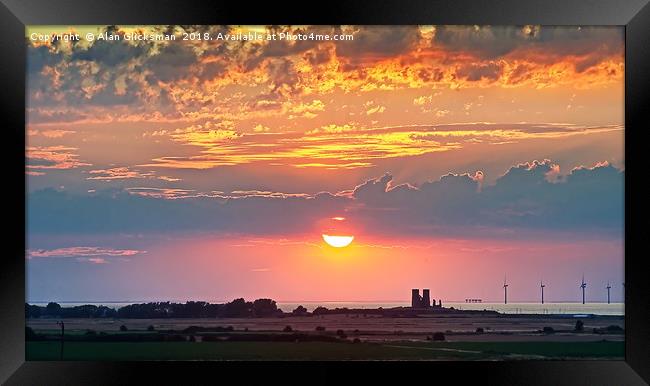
[{"left": 30, "top": 301, "right": 625, "bottom": 316}]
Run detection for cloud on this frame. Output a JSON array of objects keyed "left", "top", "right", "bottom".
[
  {"left": 433, "top": 26, "right": 623, "bottom": 62},
  {"left": 72, "top": 28, "right": 149, "bottom": 66},
  {"left": 26, "top": 146, "right": 91, "bottom": 173},
  {"left": 349, "top": 160, "right": 622, "bottom": 234},
  {"left": 335, "top": 26, "right": 421, "bottom": 61},
  {"left": 126, "top": 187, "right": 206, "bottom": 199},
  {"left": 86, "top": 167, "right": 180, "bottom": 182},
  {"left": 144, "top": 42, "right": 198, "bottom": 84},
  {"left": 28, "top": 160, "right": 623, "bottom": 238},
  {"left": 28, "top": 129, "right": 76, "bottom": 138},
  {"left": 240, "top": 25, "right": 335, "bottom": 71},
  {"left": 27, "top": 246, "right": 145, "bottom": 263},
  {"left": 26, "top": 26, "right": 623, "bottom": 125},
  {"left": 140, "top": 123, "right": 620, "bottom": 170},
  {"left": 456, "top": 62, "right": 504, "bottom": 82}
]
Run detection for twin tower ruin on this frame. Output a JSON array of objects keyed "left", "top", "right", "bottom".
[{"left": 411, "top": 288, "right": 442, "bottom": 308}]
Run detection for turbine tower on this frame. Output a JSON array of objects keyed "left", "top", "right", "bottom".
[
  {"left": 580, "top": 274, "right": 587, "bottom": 304},
  {"left": 540, "top": 280, "right": 546, "bottom": 304},
  {"left": 503, "top": 276, "right": 508, "bottom": 305},
  {"left": 606, "top": 281, "right": 611, "bottom": 304}
]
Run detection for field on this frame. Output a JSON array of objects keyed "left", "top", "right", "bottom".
[
  {"left": 26, "top": 313, "right": 624, "bottom": 360},
  {"left": 26, "top": 340, "right": 624, "bottom": 361},
  {"left": 27, "top": 313, "right": 625, "bottom": 341}
]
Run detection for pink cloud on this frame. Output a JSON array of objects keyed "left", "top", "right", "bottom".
[
  {"left": 27, "top": 247, "right": 145, "bottom": 260},
  {"left": 87, "top": 167, "right": 181, "bottom": 182}
]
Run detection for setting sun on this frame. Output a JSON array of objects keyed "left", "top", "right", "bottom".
[{"left": 322, "top": 234, "right": 354, "bottom": 248}]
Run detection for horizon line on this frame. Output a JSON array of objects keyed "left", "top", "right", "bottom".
[{"left": 26, "top": 299, "right": 625, "bottom": 305}]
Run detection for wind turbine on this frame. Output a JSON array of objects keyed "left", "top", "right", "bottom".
[
  {"left": 580, "top": 274, "right": 587, "bottom": 304},
  {"left": 503, "top": 275, "right": 508, "bottom": 305},
  {"left": 540, "top": 280, "right": 546, "bottom": 304},
  {"left": 606, "top": 281, "right": 611, "bottom": 304}
]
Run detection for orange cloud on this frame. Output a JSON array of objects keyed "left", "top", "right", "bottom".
[
  {"left": 26, "top": 25, "right": 624, "bottom": 126},
  {"left": 26, "top": 146, "right": 91, "bottom": 172},
  {"left": 140, "top": 123, "right": 621, "bottom": 170}
]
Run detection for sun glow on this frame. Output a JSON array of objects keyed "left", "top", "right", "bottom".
[{"left": 322, "top": 234, "right": 354, "bottom": 248}]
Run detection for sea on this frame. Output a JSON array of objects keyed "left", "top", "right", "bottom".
[{"left": 29, "top": 301, "right": 625, "bottom": 316}]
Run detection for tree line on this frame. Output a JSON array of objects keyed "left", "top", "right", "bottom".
[
  {"left": 26, "top": 298, "right": 284, "bottom": 319},
  {"left": 26, "top": 300, "right": 497, "bottom": 319}
]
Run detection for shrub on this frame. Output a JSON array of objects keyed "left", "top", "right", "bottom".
[
  {"left": 476, "top": 327, "right": 485, "bottom": 334},
  {"left": 147, "top": 325, "right": 155, "bottom": 332},
  {"left": 432, "top": 332, "right": 445, "bottom": 341},
  {"left": 189, "top": 335, "right": 196, "bottom": 342},
  {"left": 606, "top": 325, "right": 623, "bottom": 332},
  {"left": 315, "top": 326, "right": 326, "bottom": 332},
  {"left": 85, "top": 329, "right": 97, "bottom": 336},
  {"left": 352, "top": 338, "right": 361, "bottom": 344},
  {"left": 119, "top": 325, "right": 128, "bottom": 332},
  {"left": 542, "top": 326, "right": 555, "bottom": 334},
  {"left": 336, "top": 329, "right": 345, "bottom": 337},
  {"left": 574, "top": 320, "right": 584, "bottom": 332},
  {"left": 283, "top": 325, "right": 293, "bottom": 332}
]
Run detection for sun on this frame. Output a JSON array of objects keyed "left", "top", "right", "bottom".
[{"left": 322, "top": 234, "right": 354, "bottom": 248}]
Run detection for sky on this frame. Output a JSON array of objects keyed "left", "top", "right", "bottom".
[{"left": 26, "top": 25, "right": 624, "bottom": 303}]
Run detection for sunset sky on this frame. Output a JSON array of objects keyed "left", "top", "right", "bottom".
[{"left": 26, "top": 25, "right": 624, "bottom": 303}]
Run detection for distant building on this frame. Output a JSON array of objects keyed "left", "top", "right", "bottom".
[
  {"left": 422, "top": 289, "right": 431, "bottom": 308},
  {"left": 411, "top": 289, "right": 433, "bottom": 308},
  {"left": 411, "top": 289, "right": 421, "bottom": 308}
]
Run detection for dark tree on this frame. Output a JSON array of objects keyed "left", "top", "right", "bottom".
[
  {"left": 252, "top": 299, "right": 278, "bottom": 317},
  {"left": 283, "top": 325, "right": 293, "bottom": 332},
  {"left": 119, "top": 325, "right": 128, "bottom": 332},
  {"left": 222, "top": 298, "right": 252, "bottom": 317},
  {"left": 432, "top": 332, "right": 445, "bottom": 341},
  {"left": 292, "top": 305, "right": 308, "bottom": 315},
  {"left": 313, "top": 306, "right": 329, "bottom": 316},
  {"left": 25, "top": 304, "right": 41, "bottom": 318},
  {"left": 147, "top": 325, "right": 155, "bottom": 332},
  {"left": 45, "top": 302, "right": 62, "bottom": 316}
]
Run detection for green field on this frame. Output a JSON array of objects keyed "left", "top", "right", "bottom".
[{"left": 26, "top": 340, "right": 624, "bottom": 361}]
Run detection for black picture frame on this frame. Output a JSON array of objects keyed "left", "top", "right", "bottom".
[{"left": 1, "top": 0, "right": 648, "bottom": 384}]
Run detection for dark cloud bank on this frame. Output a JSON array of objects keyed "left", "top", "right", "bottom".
[{"left": 28, "top": 160, "right": 623, "bottom": 239}]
